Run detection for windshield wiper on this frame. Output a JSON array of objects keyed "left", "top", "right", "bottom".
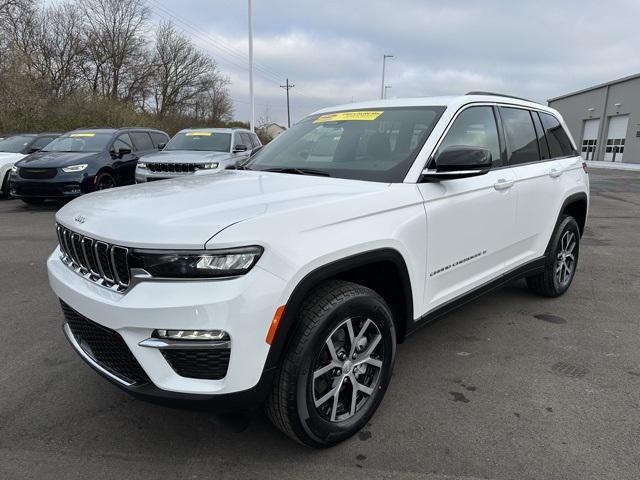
[{"left": 262, "top": 167, "right": 331, "bottom": 177}]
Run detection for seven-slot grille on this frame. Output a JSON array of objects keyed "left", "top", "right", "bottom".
[
  {"left": 57, "top": 224, "right": 130, "bottom": 290},
  {"left": 147, "top": 163, "right": 197, "bottom": 174}
]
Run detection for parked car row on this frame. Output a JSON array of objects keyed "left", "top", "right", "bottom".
[{"left": 2, "top": 126, "right": 261, "bottom": 204}]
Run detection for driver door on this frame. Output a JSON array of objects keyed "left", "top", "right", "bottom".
[{"left": 417, "top": 105, "right": 517, "bottom": 312}]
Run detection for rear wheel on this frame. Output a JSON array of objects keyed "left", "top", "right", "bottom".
[
  {"left": 21, "top": 197, "right": 45, "bottom": 205},
  {"left": 526, "top": 215, "right": 580, "bottom": 297},
  {"left": 266, "top": 280, "right": 396, "bottom": 447},
  {"left": 95, "top": 172, "right": 117, "bottom": 190}
]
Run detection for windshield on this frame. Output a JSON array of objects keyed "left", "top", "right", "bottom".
[
  {"left": 245, "top": 107, "right": 445, "bottom": 182},
  {"left": 43, "top": 133, "right": 112, "bottom": 153},
  {"left": 164, "top": 132, "right": 231, "bottom": 152},
  {"left": 0, "top": 135, "right": 33, "bottom": 153}
]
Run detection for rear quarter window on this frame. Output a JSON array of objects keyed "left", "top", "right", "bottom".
[
  {"left": 130, "top": 132, "right": 154, "bottom": 151},
  {"left": 540, "top": 113, "right": 575, "bottom": 157}
]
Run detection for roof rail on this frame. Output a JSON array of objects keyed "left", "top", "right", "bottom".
[{"left": 465, "top": 91, "right": 540, "bottom": 104}]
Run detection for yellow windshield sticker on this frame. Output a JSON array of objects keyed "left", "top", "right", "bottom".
[
  {"left": 70, "top": 133, "right": 95, "bottom": 137},
  {"left": 314, "top": 111, "right": 383, "bottom": 123},
  {"left": 185, "top": 132, "right": 212, "bottom": 136}
]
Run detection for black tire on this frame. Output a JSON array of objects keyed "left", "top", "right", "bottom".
[
  {"left": 21, "top": 197, "right": 45, "bottom": 205},
  {"left": 526, "top": 215, "right": 580, "bottom": 297},
  {"left": 1, "top": 172, "right": 10, "bottom": 198},
  {"left": 266, "top": 280, "right": 396, "bottom": 447},
  {"left": 95, "top": 171, "right": 117, "bottom": 190}
]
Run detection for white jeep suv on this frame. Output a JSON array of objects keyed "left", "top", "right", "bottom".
[{"left": 48, "top": 93, "right": 589, "bottom": 447}]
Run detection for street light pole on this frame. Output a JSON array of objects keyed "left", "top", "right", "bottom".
[
  {"left": 380, "top": 54, "right": 393, "bottom": 99},
  {"left": 384, "top": 85, "right": 392, "bottom": 99},
  {"left": 248, "top": 0, "right": 255, "bottom": 132}
]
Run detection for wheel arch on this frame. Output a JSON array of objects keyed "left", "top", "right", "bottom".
[
  {"left": 545, "top": 192, "right": 588, "bottom": 256},
  {"left": 264, "top": 248, "right": 414, "bottom": 371}
]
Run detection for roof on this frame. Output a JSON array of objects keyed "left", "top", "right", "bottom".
[
  {"left": 548, "top": 72, "right": 640, "bottom": 102},
  {"left": 310, "top": 94, "right": 554, "bottom": 117},
  {"left": 177, "top": 127, "right": 252, "bottom": 134}
]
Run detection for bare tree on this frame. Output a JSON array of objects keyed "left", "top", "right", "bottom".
[
  {"left": 79, "top": 0, "right": 149, "bottom": 99},
  {"left": 32, "top": 2, "right": 86, "bottom": 97}
]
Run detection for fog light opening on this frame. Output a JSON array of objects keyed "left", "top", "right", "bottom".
[{"left": 153, "top": 329, "right": 229, "bottom": 341}]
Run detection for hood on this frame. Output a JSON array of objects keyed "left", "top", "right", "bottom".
[
  {"left": 17, "top": 150, "right": 102, "bottom": 168},
  {"left": 56, "top": 170, "right": 390, "bottom": 249},
  {"left": 140, "top": 150, "right": 232, "bottom": 164},
  {"left": 0, "top": 152, "right": 26, "bottom": 166}
]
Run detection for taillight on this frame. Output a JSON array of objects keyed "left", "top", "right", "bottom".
[{"left": 582, "top": 161, "right": 588, "bottom": 174}]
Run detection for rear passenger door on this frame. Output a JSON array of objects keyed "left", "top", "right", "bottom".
[
  {"left": 499, "top": 107, "right": 564, "bottom": 268},
  {"left": 418, "top": 105, "right": 518, "bottom": 311}
]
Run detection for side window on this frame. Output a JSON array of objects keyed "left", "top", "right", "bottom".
[
  {"left": 240, "top": 133, "right": 252, "bottom": 148},
  {"left": 150, "top": 132, "right": 168, "bottom": 148},
  {"left": 532, "top": 112, "right": 550, "bottom": 160},
  {"left": 540, "top": 113, "right": 574, "bottom": 158},
  {"left": 31, "top": 136, "right": 56, "bottom": 151},
  {"left": 437, "top": 106, "right": 501, "bottom": 166},
  {"left": 500, "top": 107, "right": 540, "bottom": 165},
  {"left": 112, "top": 133, "right": 133, "bottom": 152},
  {"left": 130, "top": 132, "right": 154, "bottom": 151}
]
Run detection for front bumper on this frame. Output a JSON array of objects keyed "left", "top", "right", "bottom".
[
  {"left": 10, "top": 172, "right": 93, "bottom": 198},
  {"left": 47, "top": 248, "right": 286, "bottom": 408}
]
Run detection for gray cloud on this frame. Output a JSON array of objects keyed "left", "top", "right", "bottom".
[{"left": 148, "top": 0, "right": 639, "bottom": 125}]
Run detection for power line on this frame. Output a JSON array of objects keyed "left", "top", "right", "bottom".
[{"left": 280, "top": 78, "right": 295, "bottom": 128}]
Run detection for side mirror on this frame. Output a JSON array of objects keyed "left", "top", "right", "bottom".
[
  {"left": 420, "top": 146, "right": 492, "bottom": 181},
  {"left": 233, "top": 144, "right": 248, "bottom": 153},
  {"left": 116, "top": 147, "right": 132, "bottom": 158},
  {"left": 157, "top": 143, "right": 166, "bottom": 150}
]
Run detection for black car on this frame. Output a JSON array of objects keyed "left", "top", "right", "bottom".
[{"left": 10, "top": 128, "right": 169, "bottom": 204}]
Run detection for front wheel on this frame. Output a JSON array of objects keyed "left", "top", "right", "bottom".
[
  {"left": 1, "top": 172, "right": 10, "bottom": 198},
  {"left": 526, "top": 215, "right": 580, "bottom": 297},
  {"left": 95, "top": 171, "right": 117, "bottom": 190},
  {"left": 266, "top": 280, "right": 396, "bottom": 447}
]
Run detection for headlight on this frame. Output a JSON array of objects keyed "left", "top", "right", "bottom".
[
  {"left": 137, "top": 162, "right": 147, "bottom": 169},
  {"left": 128, "top": 246, "right": 263, "bottom": 278},
  {"left": 62, "top": 164, "right": 88, "bottom": 172},
  {"left": 196, "top": 162, "right": 219, "bottom": 170}
]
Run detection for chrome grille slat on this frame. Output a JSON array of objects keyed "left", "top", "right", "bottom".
[{"left": 56, "top": 224, "right": 130, "bottom": 291}]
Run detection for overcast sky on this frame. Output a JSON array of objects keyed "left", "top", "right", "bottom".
[{"left": 149, "top": 0, "right": 639, "bottom": 126}]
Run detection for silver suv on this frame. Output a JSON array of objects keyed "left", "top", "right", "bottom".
[{"left": 135, "top": 128, "right": 261, "bottom": 182}]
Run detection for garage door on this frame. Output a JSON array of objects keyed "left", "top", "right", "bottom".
[
  {"left": 604, "top": 115, "right": 628, "bottom": 162},
  {"left": 581, "top": 119, "right": 600, "bottom": 161}
]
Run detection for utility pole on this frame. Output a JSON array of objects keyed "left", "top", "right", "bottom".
[
  {"left": 248, "top": 0, "right": 255, "bottom": 132},
  {"left": 380, "top": 54, "right": 393, "bottom": 99},
  {"left": 280, "top": 78, "right": 295, "bottom": 128},
  {"left": 384, "top": 85, "right": 392, "bottom": 99}
]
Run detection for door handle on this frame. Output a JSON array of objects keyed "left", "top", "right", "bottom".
[
  {"left": 549, "top": 168, "right": 562, "bottom": 178},
  {"left": 494, "top": 178, "right": 514, "bottom": 191}
]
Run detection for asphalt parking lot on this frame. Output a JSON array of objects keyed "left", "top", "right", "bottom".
[{"left": 0, "top": 168, "right": 639, "bottom": 480}]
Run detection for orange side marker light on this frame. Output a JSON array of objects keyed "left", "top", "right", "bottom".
[{"left": 266, "top": 305, "right": 285, "bottom": 345}]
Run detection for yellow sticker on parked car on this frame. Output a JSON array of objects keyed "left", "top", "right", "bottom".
[
  {"left": 69, "top": 133, "right": 96, "bottom": 137},
  {"left": 185, "top": 132, "right": 212, "bottom": 136},
  {"left": 314, "top": 111, "right": 383, "bottom": 123}
]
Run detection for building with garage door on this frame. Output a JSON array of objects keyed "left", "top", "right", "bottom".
[{"left": 548, "top": 73, "right": 640, "bottom": 164}]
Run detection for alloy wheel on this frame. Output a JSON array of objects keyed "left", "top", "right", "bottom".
[
  {"left": 311, "top": 317, "right": 384, "bottom": 422},
  {"left": 555, "top": 230, "right": 576, "bottom": 286}
]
